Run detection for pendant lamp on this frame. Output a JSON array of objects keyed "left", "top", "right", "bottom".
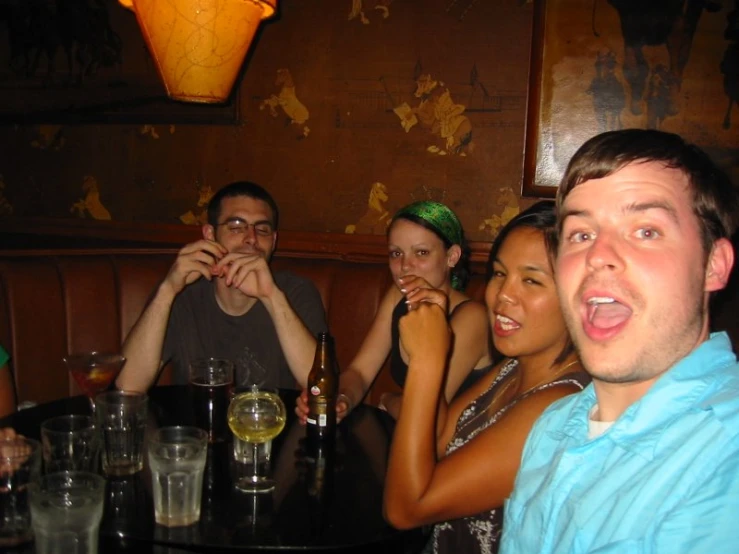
[{"left": 118, "top": 0, "right": 277, "bottom": 104}]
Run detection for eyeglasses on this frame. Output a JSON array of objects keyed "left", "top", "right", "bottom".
[{"left": 215, "top": 218, "right": 274, "bottom": 237}]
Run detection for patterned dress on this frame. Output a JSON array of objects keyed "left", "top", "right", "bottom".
[{"left": 429, "top": 359, "right": 589, "bottom": 554}]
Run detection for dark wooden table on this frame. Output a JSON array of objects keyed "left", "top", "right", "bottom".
[{"left": 0, "top": 386, "right": 425, "bottom": 553}]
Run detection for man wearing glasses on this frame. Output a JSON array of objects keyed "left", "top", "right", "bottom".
[{"left": 117, "top": 181, "right": 327, "bottom": 392}]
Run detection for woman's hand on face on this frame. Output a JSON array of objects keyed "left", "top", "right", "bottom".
[
  {"left": 398, "top": 275, "right": 449, "bottom": 312},
  {"left": 399, "top": 303, "right": 451, "bottom": 361}
]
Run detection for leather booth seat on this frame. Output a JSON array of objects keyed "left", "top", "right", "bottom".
[{"left": 0, "top": 249, "right": 488, "bottom": 409}]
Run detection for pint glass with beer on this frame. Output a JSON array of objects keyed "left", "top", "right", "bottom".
[{"left": 189, "top": 358, "right": 234, "bottom": 443}]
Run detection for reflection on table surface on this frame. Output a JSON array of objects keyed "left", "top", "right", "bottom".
[{"left": 1, "top": 386, "right": 425, "bottom": 553}]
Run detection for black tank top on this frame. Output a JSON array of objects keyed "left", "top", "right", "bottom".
[{"left": 389, "top": 299, "right": 492, "bottom": 394}]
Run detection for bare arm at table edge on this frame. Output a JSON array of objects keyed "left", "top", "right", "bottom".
[
  {"left": 335, "top": 285, "right": 400, "bottom": 414},
  {"left": 117, "top": 239, "right": 226, "bottom": 392},
  {"left": 117, "top": 281, "right": 175, "bottom": 392},
  {"left": 259, "top": 285, "right": 319, "bottom": 387}
]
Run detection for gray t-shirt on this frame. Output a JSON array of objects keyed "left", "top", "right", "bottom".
[{"left": 161, "top": 271, "right": 327, "bottom": 389}]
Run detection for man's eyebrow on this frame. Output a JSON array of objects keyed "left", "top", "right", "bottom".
[
  {"left": 622, "top": 200, "right": 679, "bottom": 224},
  {"left": 221, "top": 217, "right": 273, "bottom": 226},
  {"left": 559, "top": 201, "right": 679, "bottom": 225},
  {"left": 559, "top": 208, "right": 588, "bottom": 223}
]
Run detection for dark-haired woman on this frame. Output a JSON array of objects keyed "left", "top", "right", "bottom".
[
  {"left": 384, "top": 201, "right": 589, "bottom": 554},
  {"left": 296, "top": 201, "right": 492, "bottom": 420}
]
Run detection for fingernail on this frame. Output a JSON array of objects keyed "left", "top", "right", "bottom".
[{"left": 400, "top": 288, "right": 407, "bottom": 293}]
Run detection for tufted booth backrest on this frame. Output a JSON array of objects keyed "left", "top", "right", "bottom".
[{"left": 0, "top": 250, "right": 488, "bottom": 409}]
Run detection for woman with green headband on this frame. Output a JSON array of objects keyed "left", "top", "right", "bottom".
[{"left": 295, "top": 200, "right": 492, "bottom": 421}]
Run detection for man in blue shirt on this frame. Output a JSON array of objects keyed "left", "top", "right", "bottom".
[{"left": 501, "top": 129, "right": 739, "bottom": 553}]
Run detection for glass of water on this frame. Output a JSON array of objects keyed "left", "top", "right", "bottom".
[
  {"left": 28, "top": 471, "right": 105, "bottom": 554},
  {"left": 148, "top": 426, "right": 208, "bottom": 527},
  {"left": 95, "top": 390, "right": 148, "bottom": 476}
]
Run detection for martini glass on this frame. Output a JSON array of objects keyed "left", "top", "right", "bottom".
[
  {"left": 63, "top": 352, "right": 126, "bottom": 416},
  {"left": 228, "top": 387, "right": 286, "bottom": 493}
]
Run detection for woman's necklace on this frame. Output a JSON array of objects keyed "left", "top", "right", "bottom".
[
  {"left": 456, "top": 358, "right": 581, "bottom": 435},
  {"left": 517, "top": 358, "right": 580, "bottom": 398}
]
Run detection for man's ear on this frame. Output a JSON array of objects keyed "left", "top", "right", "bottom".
[
  {"left": 202, "top": 224, "right": 215, "bottom": 241},
  {"left": 705, "top": 238, "right": 735, "bottom": 292},
  {"left": 447, "top": 244, "right": 462, "bottom": 268}
]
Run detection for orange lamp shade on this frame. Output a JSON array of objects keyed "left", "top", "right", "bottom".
[{"left": 119, "top": 0, "right": 277, "bottom": 104}]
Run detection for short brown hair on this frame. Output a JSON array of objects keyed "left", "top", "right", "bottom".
[
  {"left": 207, "top": 181, "right": 279, "bottom": 229},
  {"left": 557, "top": 129, "right": 739, "bottom": 256}
]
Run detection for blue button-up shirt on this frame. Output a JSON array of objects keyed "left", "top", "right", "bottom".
[{"left": 500, "top": 332, "right": 739, "bottom": 554}]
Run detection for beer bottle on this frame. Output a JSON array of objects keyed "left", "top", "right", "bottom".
[
  {"left": 306, "top": 332, "right": 338, "bottom": 443},
  {"left": 306, "top": 438, "right": 333, "bottom": 533}
]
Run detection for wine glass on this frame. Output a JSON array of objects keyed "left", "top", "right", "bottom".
[
  {"left": 227, "top": 388, "right": 286, "bottom": 493},
  {"left": 63, "top": 352, "right": 126, "bottom": 416}
]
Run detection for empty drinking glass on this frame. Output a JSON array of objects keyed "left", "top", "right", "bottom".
[
  {"left": 41, "top": 415, "right": 99, "bottom": 473},
  {"left": 95, "top": 390, "right": 148, "bottom": 476}
]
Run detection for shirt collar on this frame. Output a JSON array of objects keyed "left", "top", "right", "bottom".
[{"left": 554, "top": 333, "right": 736, "bottom": 460}]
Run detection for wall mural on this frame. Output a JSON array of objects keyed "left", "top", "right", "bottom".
[
  {"left": 394, "top": 73, "right": 473, "bottom": 156},
  {"left": 70, "top": 176, "right": 112, "bottom": 220},
  {"left": 260, "top": 68, "right": 311, "bottom": 138},
  {"left": 478, "top": 186, "right": 520, "bottom": 235},
  {"left": 345, "top": 182, "right": 391, "bottom": 234},
  {"left": 180, "top": 180, "right": 214, "bottom": 226},
  {"left": 348, "top": 0, "right": 394, "bottom": 24},
  {"left": 30, "top": 125, "right": 66, "bottom": 151},
  {"left": 0, "top": 0, "right": 536, "bottom": 242}
]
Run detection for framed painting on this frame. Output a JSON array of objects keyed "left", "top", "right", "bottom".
[
  {"left": 522, "top": 0, "right": 739, "bottom": 197},
  {"left": 0, "top": 0, "right": 240, "bottom": 124}
]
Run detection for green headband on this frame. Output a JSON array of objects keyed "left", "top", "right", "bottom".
[
  {"left": 393, "top": 201, "right": 463, "bottom": 246},
  {"left": 392, "top": 201, "right": 465, "bottom": 290}
]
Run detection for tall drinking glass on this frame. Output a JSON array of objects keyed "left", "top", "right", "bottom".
[
  {"left": 148, "top": 426, "right": 208, "bottom": 527},
  {"left": 189, "top": 358, "right": 234, "bottom": 443},
  {"left": 63, "top": 352, "right": 126, "bottom": 416},
  {"left": 28, "top": 471, "right": 105, "bottom": 554},
  {"left": 95, "top": 390, "right": 148, "bottom": 476},
  {"left": 227, "top": 388, "right": 286, "bottom": 493}
]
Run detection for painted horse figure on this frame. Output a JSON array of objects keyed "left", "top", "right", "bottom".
[
  {"left": 605, "top": 0, "right": 721, "bottom": 121},
  {"left": 260, "top": 68, "right": 311, "bottom": 138}
]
